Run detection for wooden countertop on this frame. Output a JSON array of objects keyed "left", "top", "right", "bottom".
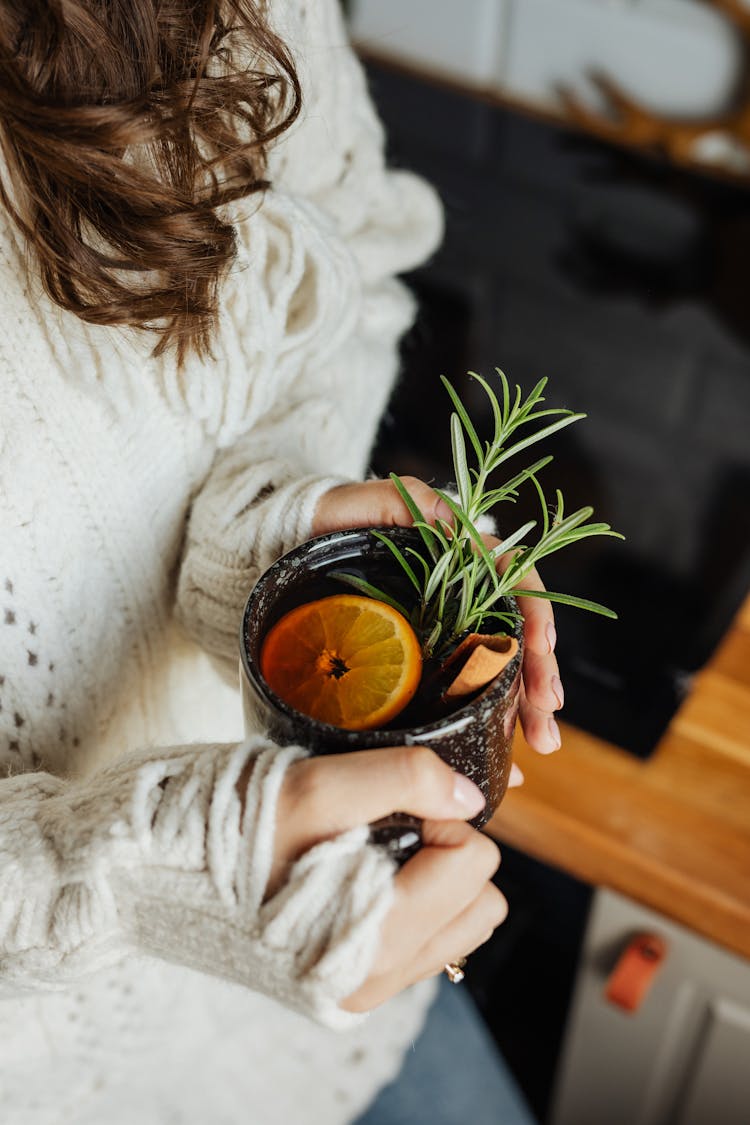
[{"left": 486, "top": 596, "right": 750, "bottom": 961}]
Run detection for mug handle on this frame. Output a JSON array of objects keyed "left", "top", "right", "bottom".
[{"left": 369, "top": 813, "right": 423, "bottom": 866}]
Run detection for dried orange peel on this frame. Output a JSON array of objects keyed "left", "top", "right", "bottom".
[{"left": 260, "top": 594, "right": 423, "bottom": 730}]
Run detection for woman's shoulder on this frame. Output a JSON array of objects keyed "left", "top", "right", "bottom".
[{"left": 264, "top": 0, "right": 378, "bottom": 192}]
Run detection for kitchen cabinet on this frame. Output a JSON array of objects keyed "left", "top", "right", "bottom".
[
  {"left": 551, "top": 889, "right": 750, "bottom": 1125},
  {"left": 487, "top": 588, "right": 750, "bottom": 1119}
]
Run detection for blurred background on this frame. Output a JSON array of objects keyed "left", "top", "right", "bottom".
[{"left": 344, "top": 2, "right": 750, "bottom": 1122}]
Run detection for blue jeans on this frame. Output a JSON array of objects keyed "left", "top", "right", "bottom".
[{"left": 352, "top": 976, "right": 538, "bottom": 1125}]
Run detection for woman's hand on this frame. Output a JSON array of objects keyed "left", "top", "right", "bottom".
[
  {"left": 270, "top": 747, "right": 507, "bottom": 1013},
  {"left": 485, "top": 534, "right": 563, "bottom": 755},
  {"left": 312, "top": 478, "right": 564, "bottom": 755}
]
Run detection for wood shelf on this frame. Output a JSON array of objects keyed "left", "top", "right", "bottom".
[
  {"left": 486, "top": 596, "right": 750, "bottom": 961},
  {"left": 357, "top": 46, "right": 749, "bottom": 188}
]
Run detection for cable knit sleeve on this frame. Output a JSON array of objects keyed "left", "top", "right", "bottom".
[
  {"left": 175, "top": 0, "right": 443, "bottom": 664},
  {"left": 0, "top": 739, "right": 395, "bottom": 1029}
]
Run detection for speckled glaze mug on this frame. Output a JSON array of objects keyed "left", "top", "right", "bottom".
[{"left": 239, "top": 527, "right": 523, "bottom": 862}]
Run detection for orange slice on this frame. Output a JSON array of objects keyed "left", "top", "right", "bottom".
[{"left": 260, "top": 594, "right": 423, "bottom": 731}]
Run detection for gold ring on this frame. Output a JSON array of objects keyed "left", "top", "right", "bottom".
[{"left": 444, "top": 958, "right": 467, "bottom": 984}]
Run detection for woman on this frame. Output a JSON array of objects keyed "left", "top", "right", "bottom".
[{"left": 0, "top": 2, "right": 562, "bottom": 1121}]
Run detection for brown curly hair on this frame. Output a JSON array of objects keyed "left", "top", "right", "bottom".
[{"left": 0, "top": 1, "right": 301, "bottom": 361}]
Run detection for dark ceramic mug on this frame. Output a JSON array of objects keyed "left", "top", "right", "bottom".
[{"left": 239, "top": 527, "right": 523, "bottom": 863}]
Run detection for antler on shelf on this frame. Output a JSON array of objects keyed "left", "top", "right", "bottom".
[
  {"left": 558, "top": 73, "right": 714, "bottom": 166},
  {"left": 558, "top": 1, "right": 750, "bottom": 174}
]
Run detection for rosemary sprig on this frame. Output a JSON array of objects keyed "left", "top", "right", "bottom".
[{"left": 337, "top": 369, "right": 623, "bottom": 659}]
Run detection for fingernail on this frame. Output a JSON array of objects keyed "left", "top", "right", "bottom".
[
  {"left": 453, "top": 773, "right": 486, "bottom": 815},
  {"left": 509, "top": 763, "right": 525, "bottom": 787},
  {"left": 546, "top": 622, "right": 557, "bottom": 654},
  {"left": 544, "top": 717, "right": 562, "bottom": 753},
  {"left": 551, "top": 675, "right": 565, "bottom": 710}
]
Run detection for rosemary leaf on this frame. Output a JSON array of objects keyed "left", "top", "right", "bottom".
[
  {"left": 412, "top": 519, "right": 452, "bottom": 553},
  {"left": 425, "top": 620, "right": 443, "bottom": 658},
  {"left": 441, "top": 375, "right": 483, "bottom": 462},
  {"left": 529, "top": 472, "right": 550, "bottom": 538},
  {"left": 470, "top": 370, "right": 504, "bottom": 444},
  {"left": 371, "top": 532, "right": 422, "bottom": 595},
  {"left": 497, "top": 368, "right": 510, "bottom": 434},
  {"left": 522, "top": 377, "right": 548, "bottom": 413},
  {"left": 489, "top": 413, "right": 586, "bottom": 471},
  {"left": 434, "top": 489, "right": 499, "bottom": 587},
  {"left": 488, "top": 520, "right": 537, "bottom": 559},
  {"left": 451, "top": 413, "right": 472, "bottom": 512},
  {"left": 482, "top": 609, "right": 521, "bottom": 630},
  {"left": 424, "top": 550, "right": 456, "bottom": 603},
  {"left": 389, "top": 472, "right": 440, "bottom": 562},
  {"left": 511, "top": 587, "right": 619, "bottom": 619},
  {"left": 329, "top": 571, "right": 411, "bottom": 618},
  {"left": 405, "top": 548, "right": 432, "bottom": 586}
]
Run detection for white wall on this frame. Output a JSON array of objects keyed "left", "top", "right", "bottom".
[
  {"left": 350, "top": 0, "right": 741, "bottom": 119},
  {"left": 348, "top": 0, "right": 508, "bottom": 86}
]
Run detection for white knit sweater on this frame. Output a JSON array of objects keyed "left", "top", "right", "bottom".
[{"left": 0, "top": 2, "right": 444, "bottom": 1122}]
